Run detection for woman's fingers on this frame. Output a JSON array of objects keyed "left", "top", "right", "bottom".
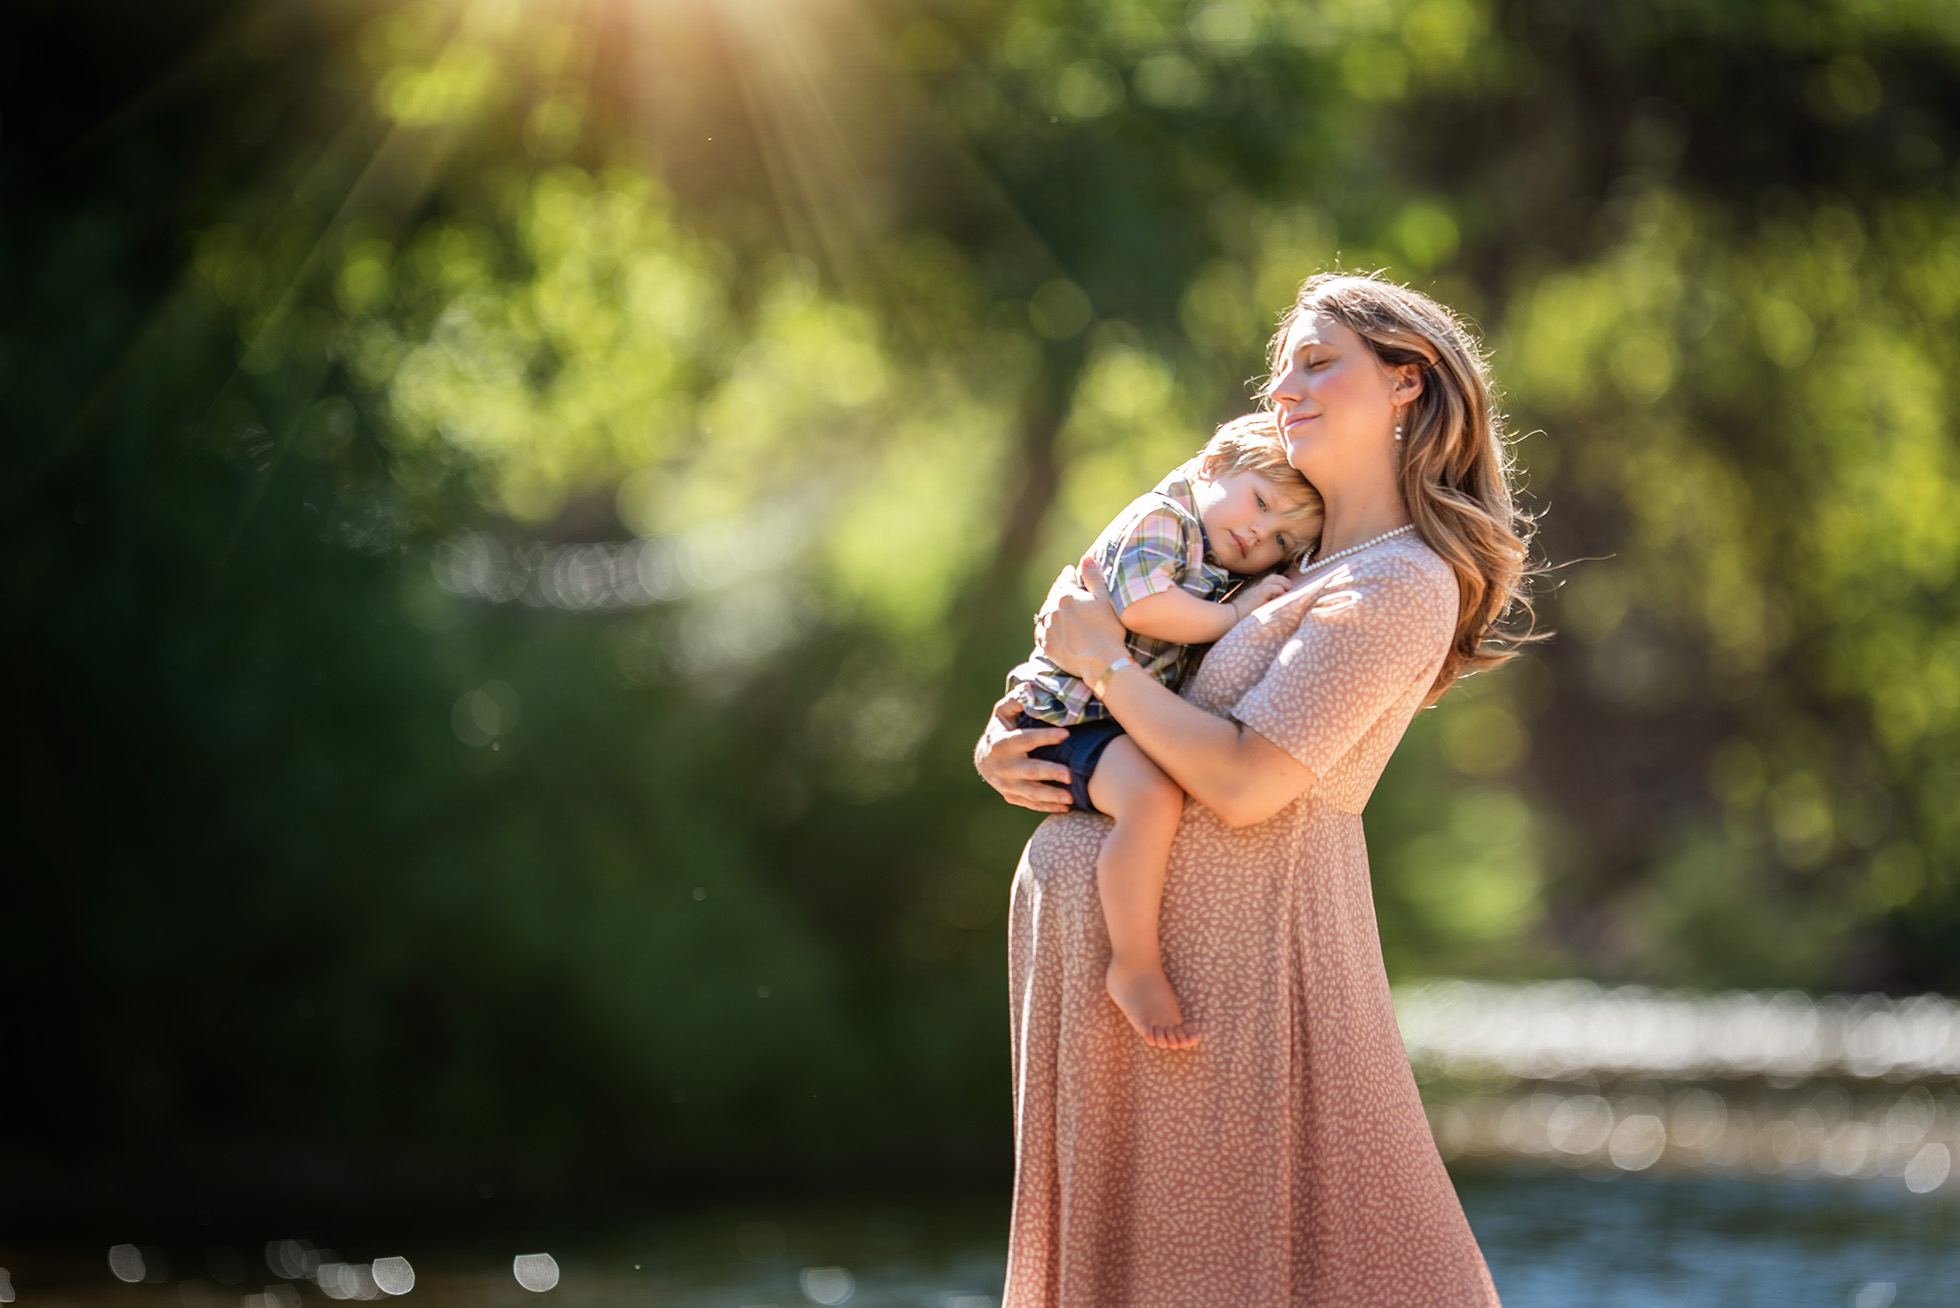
[
  {"left": 1008, "top": 742, "right": 1071, "bottom": 783},
  {"left": 1001, "top": 758, "right": 1073, "bottom": 810},
  {"left": 1001, "top": 725, "right": 1070, "bottom": 761},
  {"left": 1039, "top": 563, "right": 1085, "bottom": 616},
  {"left": 1009, "top": 788, "right": 1073, "bottom": 814},
  {"left": 975, "top": 707, "right": 1074, "bottom": 812},
  {"left": 1001, "top": 734, "right": 1071, "bottom": 807},
  {"left": 1076, "top": 553, "right": 1113, "bottom": 604}
]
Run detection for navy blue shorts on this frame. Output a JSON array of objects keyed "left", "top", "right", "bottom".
[{"left": 1016, "top": 712, "right": 1127, "bottom": 815}]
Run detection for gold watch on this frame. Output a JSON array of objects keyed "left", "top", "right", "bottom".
[{"left": 1091, "top": 655, "right": 1137, "bottom": 700}]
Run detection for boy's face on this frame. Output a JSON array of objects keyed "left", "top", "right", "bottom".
[{"left": 1192, "top": 469, "right": 1320, "bottom": 574}]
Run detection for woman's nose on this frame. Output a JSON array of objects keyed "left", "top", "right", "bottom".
[{"left": 1267, "top": 365, "right": 1303, "bottom": 403}]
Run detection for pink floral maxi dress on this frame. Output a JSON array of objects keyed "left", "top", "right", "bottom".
[{"left": 1004, "top": 537, "right": 1501, "bottom": 1307}]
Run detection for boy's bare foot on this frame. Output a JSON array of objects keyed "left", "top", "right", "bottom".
[{"left": 1106, "top": 958, "right": 1201, "bottom": 1050}]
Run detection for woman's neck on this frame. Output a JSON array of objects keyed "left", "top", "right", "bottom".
[{"left": 1312, "top": 471, "right": 1411, "bottom": 560}]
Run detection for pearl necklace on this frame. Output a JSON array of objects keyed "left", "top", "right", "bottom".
[{"left": 1299, "top": 524, "right": 1416, "bottom": 578}]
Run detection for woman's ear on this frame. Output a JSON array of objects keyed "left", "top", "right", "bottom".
[{"left": 1389, "top": 361, "right": 1425, "bottom": 406}]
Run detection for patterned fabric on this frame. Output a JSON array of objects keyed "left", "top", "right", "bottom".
[
  {"left": 1007, "top": 467, "right": 1234, "bottom": 726},
  {"left": 1003, "top": 536, "right": 1501, "bottom": 1308}
]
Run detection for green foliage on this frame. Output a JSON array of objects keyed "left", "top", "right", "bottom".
[
  {"left": 1502, "top": 185, "right": 1960, "bottom": 986},
  {"left": 7, "top": 0, "right": 1960, "bottom": 1194}
]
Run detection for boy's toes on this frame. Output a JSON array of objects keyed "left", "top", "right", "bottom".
[{"left": 1163, "top": 1022, "right": 1201, "bottom": 1050}]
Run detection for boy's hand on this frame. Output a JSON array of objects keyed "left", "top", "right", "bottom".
[{"left": 1230, "top": 573, "right": 1295, "bottom": 621}]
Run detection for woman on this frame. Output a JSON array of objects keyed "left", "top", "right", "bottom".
[{"left": 974, "top": 272, "right": 1531, "bottom": 1307}]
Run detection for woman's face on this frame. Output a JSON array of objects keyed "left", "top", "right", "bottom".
[{"left": 1265, "top": 309, "right": 1415, "bottom": 480}]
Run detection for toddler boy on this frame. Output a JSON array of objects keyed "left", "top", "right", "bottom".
[{"left": 1005, "top": 413, "right": 1323, "bottom": 1048}]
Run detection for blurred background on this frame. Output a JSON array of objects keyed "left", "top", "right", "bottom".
[{"left": 5, "top": 0, "right": 1960, "bottom": 1297}]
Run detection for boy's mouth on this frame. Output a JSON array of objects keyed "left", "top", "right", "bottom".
[{"left": 1227, "top": 529, "right": 1247, "bottom": 559}]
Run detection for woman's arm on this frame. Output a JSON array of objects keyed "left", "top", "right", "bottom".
[
  {"left": 1037, "top": 558, "right": 1315, "bottom": 827},
  {"left": 1102, "top": 662, "right": 1314, "bottom": 827}
]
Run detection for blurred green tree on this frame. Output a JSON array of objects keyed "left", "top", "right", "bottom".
[{"left": 5, "top": 0, "right": 1959, "bottom": 1202}]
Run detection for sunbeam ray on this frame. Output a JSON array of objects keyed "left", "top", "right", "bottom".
[{"left": 718, "top": 0, "right": 883, "bottom": 293}]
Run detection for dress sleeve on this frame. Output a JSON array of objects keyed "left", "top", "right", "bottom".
[
  {"left": 1102, "top": 503, "right": 1199, "bottom": 616},
  {"left": 1230, "top": 555, "right": 1457, "bottom": 778}
]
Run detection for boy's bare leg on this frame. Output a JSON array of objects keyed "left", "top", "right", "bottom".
[{"left": 1087, "top": 736, "right": 1199, "bottom": 1050}]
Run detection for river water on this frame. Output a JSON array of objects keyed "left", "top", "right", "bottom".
[{"left": 9, "top": 1167, "right": 1956, "bottom": 1308}]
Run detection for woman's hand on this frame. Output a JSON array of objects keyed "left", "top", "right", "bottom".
[
  {"left": 973, "top": 695, "right": 1073, "bottom": 814},
  {"left": 1034, "top": 556, "right": 1132, "bottom": 683}
]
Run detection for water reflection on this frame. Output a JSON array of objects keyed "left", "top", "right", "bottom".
[
  {"left": 17, "top": 989, "right": 1960, "bottom": 1308},
  {"left": 1396, "top": 980, "right": 1960, "bottom": 1082},
  {"left": 1461, "top": 1172, "right": 1959, "bottom": 1307},
  {"left": 108, "top": 1247, "right": 146, "bottom": 1284},
  {"left": 510, "top": 1254, "right": 559, "bottom": 1293},
  {"left": 312, "top": 1262, "right": 380, "bottom": 1301},
  {"left": 264, "top": 1243, "right": 317, "bottom": 1281},
  {"left": 1401, "top": 981, "right": 1960, "bottom": 1194},
  {"left": 16, "top": 1181, "right": 1960, "bottom": 1308},
  {"left": 797, "top": 1266, "right": 853, "bottom": 1305},
  {"left": 1430, "top": 1083, "right": 1956, "bottom": 1189},
  {"left": 367, "top": 1260, "right": 413, "bottom": 1296}
]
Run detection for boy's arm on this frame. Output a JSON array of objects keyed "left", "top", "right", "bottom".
[{"left": 1120, "top": 574, "right": 1293, "bottom": 644}]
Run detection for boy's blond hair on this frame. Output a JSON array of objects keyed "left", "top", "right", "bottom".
[{"left": 1192, "top": 412, "right": 1324, "bottom": 562}]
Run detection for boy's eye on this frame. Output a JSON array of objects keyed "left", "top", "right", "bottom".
[{"left": 1254, "top": 494, "right": 1268, "bottom": 511}]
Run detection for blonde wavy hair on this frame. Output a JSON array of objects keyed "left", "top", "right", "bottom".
[{"left": 1266, "top": 271, "right": 1536, "bottom": 699}]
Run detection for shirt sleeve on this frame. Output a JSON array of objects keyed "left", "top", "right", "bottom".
[
  {"left": 1101, "top": 503, "right": 1198, "bottom": 616},
  {"left": 1230, "top": 555, "right": 1458, "bottom": 778}
]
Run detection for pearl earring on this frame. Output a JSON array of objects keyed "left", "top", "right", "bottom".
[{"left": 1393, "top": 420, "right": 1404, "bottom": 441}]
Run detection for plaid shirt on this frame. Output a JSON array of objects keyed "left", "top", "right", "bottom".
[{"left": 1007, "top": 467, "right": 1234, "bottom": 726}]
